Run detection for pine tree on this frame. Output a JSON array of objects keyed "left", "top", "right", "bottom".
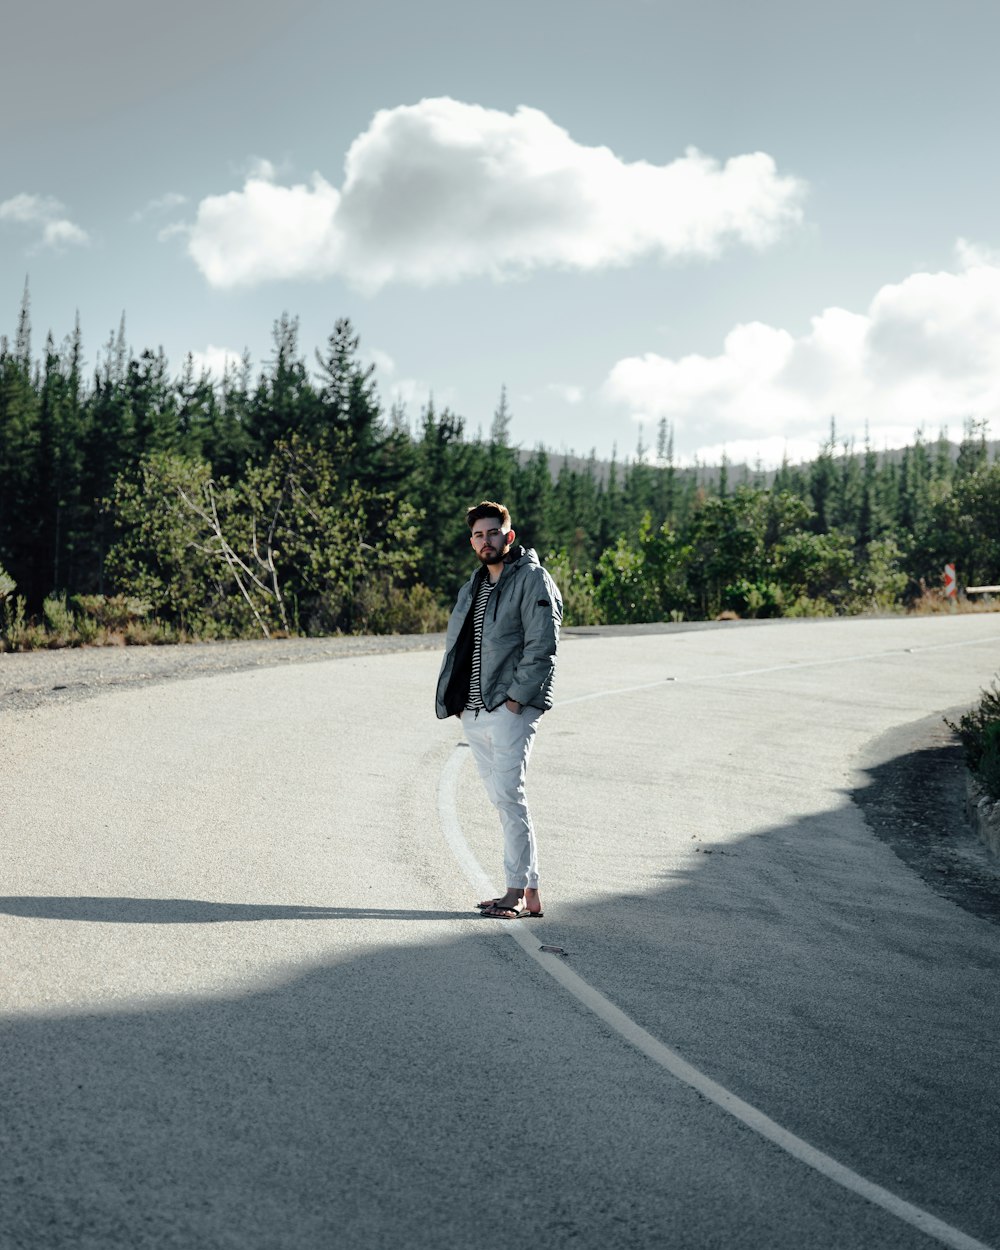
[
  {"left": 876, "top": 451, "right": 901, "bottom": 533},
  {"left": 247, "top": 313, "right": 316, "bottom": 455},
  {"left": 773, "top": 452, "right": 792, "bottom": 495},
  {"left": 0, "top": 285, "right": 42, "bottom": 599},
  {"left": 808, "top": 420, "right": 838, "bottom": 532},
  {"left": 210, "top": 350, "right": 254, "bottom": 478},
  {"left": 314, "top": 317, "right": 386, "bottom": 485},
  {"left": 899, "top": 429, "right": 931, "bottom": 534},
  {"left": 956, "top": 417, "right": 988, "bottom": 478},
  {"left": 514, "top": 447, "right": 554, "bottom": 557},
  {"left": 35, "top": 332, "right": 84, "bottom": 597},
  {"left": 485, "top": 384, "right": 518, "bottom": 508},
  {"left": 857, "top": 432, "right": 881, "bottom": 544},
  {"left": 411, "top": 400, "right": 477, "bottom": 595},
  {"left": 568, "top": 451, "right": 602, "bottom": 567},
  {"left": 654, "top": 417, "right": 677, "bottom": 527},
  {"left": 836, "top": 437, "right": 862, "bottom": 535},
  {"left": 78, "top": 318, "right": 137, "bottom": 591},
  {"left": 623, "top": 425, "right": 656, "bottom": 528},
  {"left": 932, "top": 428, "right": 954, "bottom": 492},
  {"left": 14, "top": 276, "right": 31, "bottom": 363},
  {"left": 717, "top": 452, "right": 729, "bottom": 501},
  {"left": 127, "top": 348, "right": 178, "bottom": 458},
  {"left": 598, "top": 445, "right": 623, "bottom": 552}
]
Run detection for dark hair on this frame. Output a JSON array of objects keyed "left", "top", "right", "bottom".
[{"left": 466, "top": 500, "right": 511, "bottom": 532}]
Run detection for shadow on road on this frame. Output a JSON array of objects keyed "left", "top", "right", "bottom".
[
  {"left": 0, "top": 897, "right": 472, "bottom": 923},
  {"left": 852, "top": 709, "right": 1000, "bottom": 925},
  {"left": 3, "top": 735, "right": 1000, "bottom": 1249}
]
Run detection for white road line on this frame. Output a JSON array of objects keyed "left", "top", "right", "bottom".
[
  {"left": 438, "top": 629, "right": 1000, "bottom": 1250},
  {"left": 562, "top": 633, "right": 1000, "bottom": 704}
]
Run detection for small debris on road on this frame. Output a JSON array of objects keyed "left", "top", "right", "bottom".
[{"left": 539, "top": 945, "right": 569, "bottom": 957}]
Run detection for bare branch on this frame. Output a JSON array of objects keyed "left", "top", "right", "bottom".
[
  {"left": 204, "top": 480, "right": 273, "bottom": 639},
  {"left": 265, "top": 480, "right": 290, "bottom": 633}
]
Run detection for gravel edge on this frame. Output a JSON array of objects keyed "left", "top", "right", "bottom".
[
  {"left": 853, "top": 709, "right": 1000, "bottom": 927},
  {"left": 0, "top": 634, "right": 447, "bottom": 716},
  {"left": 0, "top": 619, "right": 773, "bottom": 716}
]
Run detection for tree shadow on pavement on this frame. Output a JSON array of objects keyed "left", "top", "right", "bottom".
[
  {"left": 0, "top": 897, "right": 471, "bottom": 923},
  {"left": 3, "top": 730, "right": 1000, "bottom": 1249},
  {"left": 2, "top": 909, "right": 776, "bottom": 1250},
  {"left": 851, "top": 708, "right": 1000, "bottom": 925}
]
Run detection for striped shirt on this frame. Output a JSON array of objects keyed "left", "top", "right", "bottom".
[{"left": 466, "top": 576, "right": 496, "bottom": 710}]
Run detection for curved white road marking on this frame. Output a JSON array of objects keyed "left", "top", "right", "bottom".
[
  {"left": 563, "top": 634, "right": 1000, "bottom": 704},
  {"left": 438, "top": 631, "right": 1000, "bottom": 1250}
]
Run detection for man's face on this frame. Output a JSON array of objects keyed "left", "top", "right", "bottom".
[{"left": 470, "top": 516, "right": 512, "bottom": 566}]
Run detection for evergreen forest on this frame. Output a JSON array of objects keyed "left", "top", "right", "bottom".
[{"left": 2, "top": 293, "right": 999, "bottom": 647}]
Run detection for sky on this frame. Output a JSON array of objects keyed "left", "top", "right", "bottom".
[{"left": 3, "top": 0, "right": 1000, "bottom": 468}]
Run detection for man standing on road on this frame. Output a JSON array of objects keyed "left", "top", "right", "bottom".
[{"left": 436, "top": 501, "right": 563, "bottom": 919}]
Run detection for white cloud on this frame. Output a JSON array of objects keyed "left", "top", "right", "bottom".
[
  {"left": 188, "top": 172, "right": 341, "bottom": 287},
  {"left": 334, "top": 346, "right": 452, "bottom": 419},
  {"left": 385, "top": 377, "right": 429, "bottom": 408},
  {"left": 132, "top": 192, "right": 188, "bottom": 222},
  {"left": 603, "top": 240, "right": 1000, "bottom": 465},
  {"left": 183, "top": 97, "right": 805, "bottom": 291},
  {"left": 0, "top": 192, "right": 89, "bottom": 249},
  {"left": 366, "top": 348, "right": 396, "bottom": 376},
  {"left": 42, "top": 219, "right": 89, "bottom": 248},
  {"left": 546, "top": 383, "right": 585, "bottom": 405},
  {"left": 245, "top": 156, "right": 277, "bottom": 181},
  {"left": 383, "top": 377, "right": 457, "bottom": 415},
  {"left": 687, "top": 436, "right": 833, "bottom": 469},
  {"left": 0, "top": 193, "right": 58, "bottom": 224},
  {"left": 189, "top": 345, "right": 243, "bottom": 379},
  {"left": 955, "top": 236, "right": 1000, "bottom": 269},
  {"left": 157, "top": 222, "right": 190, "bottom": 243}
]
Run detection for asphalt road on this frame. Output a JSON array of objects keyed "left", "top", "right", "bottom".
[{"left": 3, "top": 615, "right": 1000, "bottom": 1249}]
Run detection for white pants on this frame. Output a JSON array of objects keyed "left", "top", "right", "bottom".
[{"left": 461, "top": 704, "right": 543, "bottom": 890}]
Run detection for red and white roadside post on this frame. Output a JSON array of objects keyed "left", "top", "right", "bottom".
[{"left": 944, "top": 562, "right": 957, "bottom": 608}]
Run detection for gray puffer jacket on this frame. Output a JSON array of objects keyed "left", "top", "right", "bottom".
[{"left": 435, "top": 546, "right": 563, "bottom": 718}]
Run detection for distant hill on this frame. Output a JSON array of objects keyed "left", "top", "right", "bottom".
[{"left": 519, "top": 438, "right": 1000, "bottom": 489}]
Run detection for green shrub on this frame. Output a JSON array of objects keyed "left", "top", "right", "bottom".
[
  {"left": 947, "top": 680, "right": 1000, "bottom": 800},
  {"left": 71, "top": 594, "right": 151, "bottom": 632},
  {"left": 784, "top": 594, "right": 837, "bottom": 619},
  {"left": 42, "top": 595, "right": 78, "bottom": 647},
  {"left": 124, "top": 618, "right": 180, "bottom": 645},
  {"left": 1, "top": 596, "right": 47, "bottom": 650},
  {"left": 978, "top": 721, "right": 1000, "bottom": 802},
  {"left": 595, "top": 536, "right": 660, "bottom": 623},
  {"left": 105, "top": 441, "right": 426, "bottom": 640},
  {"left": 349, "top": 578, "right": 448, "bottom": 635},
  {"left": 725, "top": 578, "right": 786, "bottom": 618},
  {"left": 845, "top": 538, "right": 909, "bottom": 614},
  {"left": 543, "top": 550, "right": 600, "bottom": 626},
  {"left": 594, "top": 516, "right": 692, "bottom": 624}
]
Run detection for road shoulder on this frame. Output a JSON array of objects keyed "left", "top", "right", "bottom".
[{"left": 854, "top": 709, "right": 1000, "bottom": 926}]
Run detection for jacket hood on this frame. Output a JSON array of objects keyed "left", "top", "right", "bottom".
[
  {"left": 466, "top": 544, "right": 538, "bottom": 591},
  {"left": 502, "top": 544, "right": 539, "bottom": 569}
]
